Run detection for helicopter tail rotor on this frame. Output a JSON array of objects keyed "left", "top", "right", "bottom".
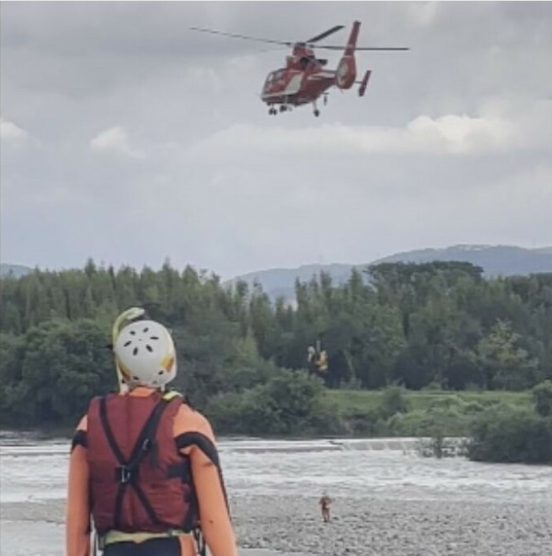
[{"left": 358, "top": 70, "right": 371, "bottom": 97}]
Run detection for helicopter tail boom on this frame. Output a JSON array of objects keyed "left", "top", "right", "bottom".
[
  {"left": 344, "top": 20, "right": 361, "bottom": 56},
  {"left": 335, "top": 22, "right": 361, "bottom": 90}
]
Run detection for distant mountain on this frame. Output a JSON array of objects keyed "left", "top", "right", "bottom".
[
  {"left": 3, "top": 245, "right": 551, "bottom": 300},
  {"left": 230, "top": 263, "right": 357, "bottom": 292},
  {"left": 0, "top": 263, "right": 32, "bottom": 278},
  {"left": 227, "top": 245, "right": 552, "bottom": 301},
  {"left": 373, "top": 245, "right": 552, "bottom": 276}
]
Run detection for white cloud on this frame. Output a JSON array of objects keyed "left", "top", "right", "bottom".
[
  {"left": 90, "top": 126, "right": 144, "bottom": 159},
  {"left": 3, "top": 2, "right": 551, "bottom": 276},
  {"left": 408, "top": 162, "right": 552, "bottom": 247},
  {"left": 0, "top": 119, "right": 30, "bottom": 146},
  {"left": 406, "top": 113, "right": 515, "bottom": 155},
  {"left": 188, "top": 109, "right": 528, "bottom": 160},
  {"left": 407, "top": 1, "right": 440, "bottom": 28},
  {"left": 189, "top": 96, "right": 552, "bottom": 161}
]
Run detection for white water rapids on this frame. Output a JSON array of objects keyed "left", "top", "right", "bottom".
[{"left": 1, "top": 435, "right": 551, "bottom": 555}]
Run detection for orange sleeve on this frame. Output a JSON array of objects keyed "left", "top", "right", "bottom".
[
  {"left": 66, "top": 416, "right": 91, "bottom": 556},
  {"left": 174, "top": 405, "right": 238, "bottom": 556}
]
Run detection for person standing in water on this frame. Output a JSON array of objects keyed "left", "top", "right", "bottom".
[
  {"left": 319, "top": 492, "right": 332, "bottom": 522},
  {"left": 65, "top": 309, "right": 237, "bottom": 556}
]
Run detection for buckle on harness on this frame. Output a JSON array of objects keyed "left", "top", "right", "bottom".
[
  {"left": 115, "top": 440, "right": 151, "bottom": 483},
  {"left": 141, "top": 439, "right": 151, "bottom": 452},
  {"left": 117, "top": 465, "right": 132, "bottom": 484}
]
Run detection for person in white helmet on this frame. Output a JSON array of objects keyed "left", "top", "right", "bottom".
[{"left": 65, "top": 310, "right": 237, "bottom": 556}]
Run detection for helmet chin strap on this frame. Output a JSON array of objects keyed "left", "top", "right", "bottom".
[{"left": 112, "top": 307, "right": 146, "bottom": 393}]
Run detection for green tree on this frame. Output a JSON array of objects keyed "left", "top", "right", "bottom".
[
  {"left": 477, "top": 320, "right": 537, "bottom": 390},
  {"left": 379, "top": 385, "right": 409, "bottom": 419},
  {"left": 468, "top": 405, "right": 552, "bottom": 464},
  {"left": 532, "top": 380, "right": 552, "bottom": 417},
  {"left": 1, "top": 320, "right": 113, "bottom": 427}
]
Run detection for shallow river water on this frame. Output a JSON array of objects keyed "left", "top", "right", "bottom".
[{"left": 1, "top": 435, "right": 551, "bottom": 555}]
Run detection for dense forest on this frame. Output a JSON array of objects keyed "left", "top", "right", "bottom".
[{"left": 1, "top": 259, "right": 551, "bottom": 461}]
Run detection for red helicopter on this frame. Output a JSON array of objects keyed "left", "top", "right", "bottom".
[{"left": 190, "top": 21, "right": 408, "bottom": 116}]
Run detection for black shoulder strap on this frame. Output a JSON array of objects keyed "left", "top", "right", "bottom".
[
  {"left": 126, "top": 393, "right": 175, "bottom": 474},
  {"left": 99, "top": 392, "right": 179, "bottom": 480},
  {"left": 99, "top": 397, "right": 127, "bottom": 467}
]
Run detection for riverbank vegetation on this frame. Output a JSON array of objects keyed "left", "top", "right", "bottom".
[{"left": 1, "top": 259, "right": 551, "bottom": 462}]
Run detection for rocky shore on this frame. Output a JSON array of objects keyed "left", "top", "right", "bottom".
[{"left": 2, "top": 492, "right": 551, "bottom": 556}]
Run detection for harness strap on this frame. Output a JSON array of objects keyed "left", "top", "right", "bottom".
[
  {"left": 193, "top": 527, "right": 207, "bottom": 556},
  {"left": 102, "top": 529, "right": 189, "bottom": 547},
  {"left": 98, "top": 392, "right": 179, "bottom": 530}
]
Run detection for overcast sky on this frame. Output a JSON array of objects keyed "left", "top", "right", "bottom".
[{"left": 1, "top": 1, "right": 551, "bottom": 279}]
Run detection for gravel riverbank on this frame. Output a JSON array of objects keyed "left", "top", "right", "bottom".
[{"left": 2, "top": 492, "right": 551, "bottom": 556}]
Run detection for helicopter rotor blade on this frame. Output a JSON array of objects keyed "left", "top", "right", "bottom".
[
  {"left": 190, "top": 27, "right": 292, "bottom": 47},
  {"left": 316, "top": 45, "right": 410, "bottom": 51},
  {"left": 190, "top": 25, "right": 409, "bottom": 52},
  {"left": 305, "top": 25, "right": 345, "bottom": 45}
]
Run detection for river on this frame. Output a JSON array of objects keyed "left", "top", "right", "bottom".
[{"left": 1, "top": 435, "right": 551, "bottom": 555}]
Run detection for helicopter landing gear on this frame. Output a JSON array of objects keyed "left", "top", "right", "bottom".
[
  {"left": 312, "top": 101, "right": 321, "bottom": 117},
  {"left": 268, "top": 104, "right": 292, "bottom": 116},
  {"left": 323, "top": 94, "right": 328, "bottom": 106}
]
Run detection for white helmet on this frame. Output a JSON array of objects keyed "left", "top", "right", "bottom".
[{"left": 113, "top": 320, "right": 177, "bottom": 389}]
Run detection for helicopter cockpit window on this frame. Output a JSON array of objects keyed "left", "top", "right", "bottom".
[
  {"left": 299, "top": 56, "right": 318, "bottom": 70},
  {"left": 267, "top": 71, "right": 281, "bottom": 84}
]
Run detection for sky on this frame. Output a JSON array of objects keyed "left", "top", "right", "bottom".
[{"left": 1, "top": 1, "right": 551, "bottom": 280}]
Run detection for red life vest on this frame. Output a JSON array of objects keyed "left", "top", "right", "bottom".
[{"left": 86, "top": 390, "right": 198, "bottom": 534}]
